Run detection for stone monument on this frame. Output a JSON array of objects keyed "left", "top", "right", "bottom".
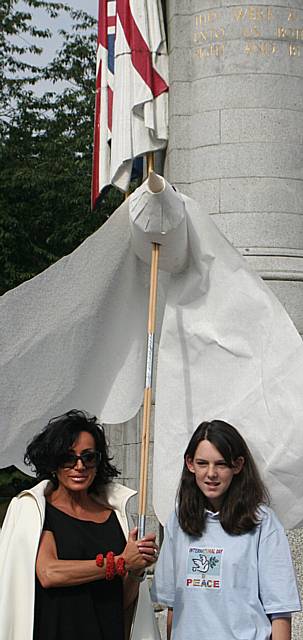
[{"left": 166, "top": 0, "right": 303, "bottom": 336}]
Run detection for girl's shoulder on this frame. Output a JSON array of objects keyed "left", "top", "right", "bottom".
[
  {"left": 165, "top": 509, "right": 180, "bottom": 533},
  {"left": 257, "top": 504, "right": 285, "bottom": 535}
]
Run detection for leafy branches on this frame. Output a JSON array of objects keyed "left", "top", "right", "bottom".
[{"left": 0, "top": 0, "right": 123, "bottom": 295}]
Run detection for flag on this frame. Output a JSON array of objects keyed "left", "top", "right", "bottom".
[{"left": 91, "top": 0, "right": 168, "bottom": 208}]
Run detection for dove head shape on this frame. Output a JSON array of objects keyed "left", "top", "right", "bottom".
[{"left": 129, "top": 172, "right": 188, "bottom": 273}]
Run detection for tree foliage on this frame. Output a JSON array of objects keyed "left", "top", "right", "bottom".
[
  {"left": 0, "top": 0, "right": 123, "bottom": 295},
  {"left": 0, "top": 0, "right": 127, "bottom": 499}
]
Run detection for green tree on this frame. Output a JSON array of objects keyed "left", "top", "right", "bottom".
[
  {"left": 0, "top": 0, "right": 123, "bottom": 295},
  {"left": 0, "top": 0, "right": 125, "bottom": 502}
]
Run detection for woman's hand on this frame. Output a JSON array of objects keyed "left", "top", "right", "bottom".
[
  {"left": 122, "top": 529, "right": 158, "bottom": 610},
  {"left": 122, "top": 527, "right": 158, "bottom": 572},
  {"left": 137, "top": 529, "right": 158, "bottom": 565}
]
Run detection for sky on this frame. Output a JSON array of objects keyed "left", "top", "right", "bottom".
[
  {"left": 34, "top": 0, "right": 98, "bottom": 60},
  {"left": 16, "top": 0, "right": 99, "bottom": 93},
  {"left": 67, "top": 0, "right": 97, "bottom": 13}
]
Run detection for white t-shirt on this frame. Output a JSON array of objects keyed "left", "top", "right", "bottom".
[{"left": 151, "top": 506, "right": 301, "bottom": 640}]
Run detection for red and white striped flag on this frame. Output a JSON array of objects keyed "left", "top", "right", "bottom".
[{"left": 91, "top": 0, "right": 169, "bottom": 208}]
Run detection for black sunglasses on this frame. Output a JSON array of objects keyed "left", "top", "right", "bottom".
[{"left": 60, "top": 451, "right": 101, "bottom": 469}]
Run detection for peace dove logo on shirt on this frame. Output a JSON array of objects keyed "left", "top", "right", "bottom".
[
  {"left": 192, "top": 553, "right": 219, "bottom": 573},
  {"left": 192, "top": 554, "right": 210, "bottom": 573},
  {"left": 187, "top": 546, "right": 223, "bottom": 589}
]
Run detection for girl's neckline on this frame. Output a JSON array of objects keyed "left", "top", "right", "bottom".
[
  {"left": 46, "top": 500, "right": 113, "bottom": 525},
  {"left": 205, "top": 509, "right": 220, "bottom": 517}
]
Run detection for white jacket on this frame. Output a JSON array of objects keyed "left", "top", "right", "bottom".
[{"left": 0, "top": 480, "right": 158, "bottom": 640}]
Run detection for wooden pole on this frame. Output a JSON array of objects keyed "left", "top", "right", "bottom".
[
  {"left": 137, "top": 152, "right": 160, "bottom": 538},
  {"left": 146, "top": 152, "right": 154, "bottom": 177}
]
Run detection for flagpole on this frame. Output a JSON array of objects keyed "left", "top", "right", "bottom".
[{"left": 137, "top": 152, "right": 160, "bottom": 539}]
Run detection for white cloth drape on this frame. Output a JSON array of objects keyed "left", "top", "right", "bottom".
[
  {"left": 1, "top": 182, "right": 303, "bottom": 529},
  {"left": 153, "top": 194, "right": 303, "bottom": 530}
]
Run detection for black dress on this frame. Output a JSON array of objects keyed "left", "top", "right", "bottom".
[{"left": 33, "top": 502, "right": 126, "bottom": 640}]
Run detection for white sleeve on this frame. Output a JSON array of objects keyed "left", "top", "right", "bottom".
[
  {"left": 258, "top": 511, "right": 301, "bottom": 615},
  {"left": 150, "top": 514, "right": 176, "bottom": 607},
  {"left": 0, "top": 495, "right": 42, "bottom": 640}
]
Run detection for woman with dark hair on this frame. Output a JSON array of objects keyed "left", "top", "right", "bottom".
[
  {"left": 0, "top": 410, "right": 158, "bottom": 640},
  {"left": 151, "top": 420, "right": 301, "bottom": 640}
]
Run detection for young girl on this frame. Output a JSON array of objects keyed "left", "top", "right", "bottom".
[{"left": 151, "top": 420, "right": 301, "bottom": 640}]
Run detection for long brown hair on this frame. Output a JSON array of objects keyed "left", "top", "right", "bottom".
[{"left": 178, "top": 420, "right": 269, "bottom": 536}]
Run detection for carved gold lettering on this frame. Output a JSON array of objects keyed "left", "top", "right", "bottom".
[
  {"left": 233, "top": 6, "right": 272, "bottom": 22},
  {"left": 242, "top": 26, "right": 261, "bottom": 38},
  {"left": 277, "top": 26, "right": 303, "bottom": 41},
  {"left": 195, "top": 12, "right": 217, "bottom": 27},
  {"left": 288, "top": 10, "right": 297, "bottom": 22},
  {"left": 233, "top": 7, "right": 245, "bottom": 22},
  {"left": 193, "top": 31, "right": 207, "bottom": 43},
  {"left": 194, "top": 43, "right": 224, "bottom": 59},
  {"left": 245, "top": 40, "right": 277, "bottom": 55},
  {"left": 277, "top": 27, "right": 287, "bottom": 39},
  {"left": 214, "top": 27, "right": 225, "bottom": 40},
  {"left": 289, "top": 43, "right": 301, "bottom": 56},
  {"left": 193, "top": 28, "right": 225, "bottom": 43}
]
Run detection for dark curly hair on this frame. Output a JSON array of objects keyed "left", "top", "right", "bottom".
[
  {"left": 24, "top": 409, "right": 120, "bottom": 491},
  {"left": 178, "top": 420, "right": 269, "bottom": 536}
]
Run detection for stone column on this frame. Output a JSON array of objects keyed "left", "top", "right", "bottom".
[
  {"left": 167, "top": 0, "right": 303, "bottom": 333},
  {"left": 166, "top": 1, "right": 303, "bottom": 636}
]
